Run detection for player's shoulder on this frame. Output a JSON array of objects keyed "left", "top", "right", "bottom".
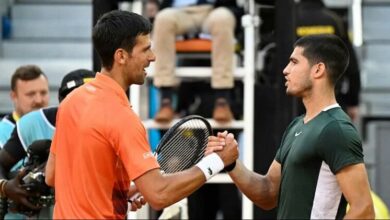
[
  {"left": 320, "top": 108, "right": 359, "bottom": 137},
  {"left": 322, "top": 107, "right": 351, "bottom": 124}
]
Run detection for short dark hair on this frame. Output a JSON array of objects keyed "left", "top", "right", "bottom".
[
  {"left": 294, "top": 34, "right": 350, "bottom": 86},
  {"left": 11, "top": 65, "right": 47, "bottom": 91},
  {"left": 92, "top": 10, "right": 152, "bottom": 71}
]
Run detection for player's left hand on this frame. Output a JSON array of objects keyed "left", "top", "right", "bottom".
[
  {"left": 129, "top": 195, "right": 146, "bottom": 211},
  {"left": 128, "top": 184, "right": 146, "bottom": 211}
]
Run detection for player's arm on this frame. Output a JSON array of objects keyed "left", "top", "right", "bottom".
[
  {"left": 133, "top": 133, "right": 238, "bottom": 211},
  {"left": 336, "top": 163, "right": 375, "bottom": 219},
  {"left": 134, "top": 166, "right": 206, "bottom": 210},
  {"left": 45, "top": 153, "right": 55, "bottom": 187},
  {"left": 228, "top": 159, "right": 281, "bottom": 210},
  {"left": 206, "top": 132, "right": 281, "bottom": 210}
]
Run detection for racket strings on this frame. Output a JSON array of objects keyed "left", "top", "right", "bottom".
[
  {"left": 158, "top": 119, "right": 210, "bottom": 173},
  {"left": 159, "top": 138, "right": 199, "bottom": 172}
]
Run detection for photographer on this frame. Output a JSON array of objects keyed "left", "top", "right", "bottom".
[{"left": 0, "top": 69, "right": 95, "bottom": 219}]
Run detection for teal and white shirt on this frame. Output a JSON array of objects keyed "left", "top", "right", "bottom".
[
  {"left": 3, "top": 107, "right": 56, "bottom": 172},
  {"left": 275, "top": 104, "right": 364, "bottom": 219},
  {"left": 17, "top": 107, "right": 55, "bottom": 151}
]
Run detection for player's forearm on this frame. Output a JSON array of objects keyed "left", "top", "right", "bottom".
[
  {"left": 344, "top": 201, "right": 375, "bottom": 219},
  {"left": 229, "top": 160, "right": 278, "bottom": 210},
  {"left": 144, "top": 168, "right": 206, "bottom": 210}
]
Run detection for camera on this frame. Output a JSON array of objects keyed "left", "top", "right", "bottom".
[
  {"left": 22, "top": 169, "right": 54, "bottom": 208},
  {"left": 7, "top": 139, "right": 54, "bottom": 216}
]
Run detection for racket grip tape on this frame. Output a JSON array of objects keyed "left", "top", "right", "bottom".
[{"left": 195, "top": 153, "right": 224, "bottom": 180}]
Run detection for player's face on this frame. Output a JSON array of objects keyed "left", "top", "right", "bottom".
[
  {"left": 282, "top": 47, "right": 313, "bottom": 97},
  {"left": 11, "top": 75, "right": 49, "bottom": 116},
  {"left": 125, "top": 34, "right": 156, "bottom": 85}
]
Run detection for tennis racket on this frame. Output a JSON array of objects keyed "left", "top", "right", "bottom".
[
  {"left": 128, "top": 115, "right": 212, "bottom": 202},
  {"left": 155, "top": 115, "right": 212, "bottom": 173}
]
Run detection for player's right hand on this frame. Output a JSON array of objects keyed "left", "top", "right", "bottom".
[{"left": 215, "top": 133, "right": 239, "bottom": 167}]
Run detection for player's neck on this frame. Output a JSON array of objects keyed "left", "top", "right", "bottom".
[
  {"left": 100, "top": 67, "right": 128, "bottom": 92},
  {"left": 303, "top": 89, "right": 336, "bottom": 123}
]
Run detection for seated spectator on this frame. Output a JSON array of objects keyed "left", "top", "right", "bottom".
[
  {"left": 146, "top": 0, "right": 160, "bottom": 23},
  {"left": 153, "top": 0, "right": 243, "bottom": 123}
]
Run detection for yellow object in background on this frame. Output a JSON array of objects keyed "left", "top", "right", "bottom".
[
  {"left": 347, "top": 191, "right": 389, "bottom": 219},
  {"left": 372, "top": 191, "right": 389, "bottom": 219}
]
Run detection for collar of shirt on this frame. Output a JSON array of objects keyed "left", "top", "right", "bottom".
[
  {"left": 322, "top": 103, "right": 340, "bottom": 112},
  {"left": 94, "top": 73, "right": 131, "bottom": 107}
]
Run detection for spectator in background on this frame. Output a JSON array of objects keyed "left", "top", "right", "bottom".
[
  {"left": 152, "top": 1, "right": 244, "bottom": 219},
  {"left": 295, "top": 0, "right": 361, "bottom": 122},
  {"left": 0, "top": 65, "right": 49, "bottom": 149},
  {"left": 152, "top": 0, "right": 244, "bottom": 123}
]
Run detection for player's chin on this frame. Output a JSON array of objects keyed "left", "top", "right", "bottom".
[
  {"left": 285, "top": 88, "right": 296, "bottom": 96},
  {"left": 135, "top": 72, "right": 146, "bottom": 85},
  {"left": 134, "top": 79, "right": 145, "bottom": 85}
]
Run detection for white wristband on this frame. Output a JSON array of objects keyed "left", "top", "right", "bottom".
[{"left": 195, "top": 153, "right": 224, "bottom": 180}]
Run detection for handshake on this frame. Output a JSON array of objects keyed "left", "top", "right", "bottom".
[{"left": 206, "top": 131, "right": 239, "bottom": 172}]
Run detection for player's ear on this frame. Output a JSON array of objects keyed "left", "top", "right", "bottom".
[
  {"left": 114, "top": 48, "right": 127, "bottom": 65},
  {"left": 313, "top": 62, "right": 325, "bottom": 79}
]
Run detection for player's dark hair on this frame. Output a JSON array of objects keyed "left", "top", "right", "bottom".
[
  {"left": 294, "top": 34, "right": 350, "bottom": 86},
  {"left": 92, "top": 10, "right": 152, "bottom": 71}
]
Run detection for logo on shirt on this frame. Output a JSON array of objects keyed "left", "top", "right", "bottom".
[{"left": 295, "top": 131, "right": 302, "bottom": 137}]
